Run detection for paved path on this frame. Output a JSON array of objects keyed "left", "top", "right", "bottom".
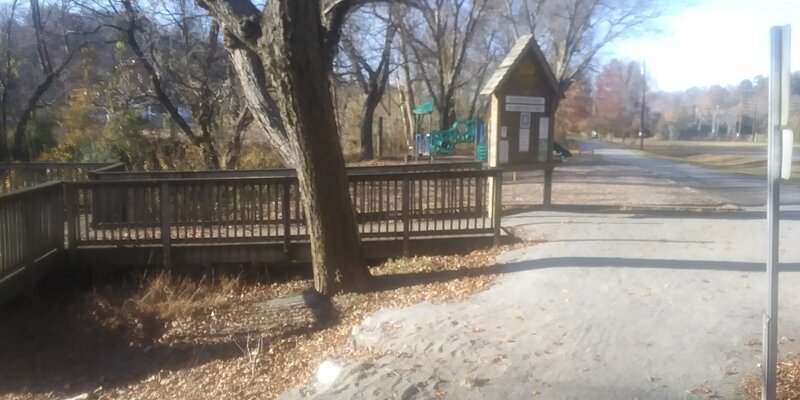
[
  {"left": 588, "top": 141, "right": 800, "bottom": 208},
  {"left": 282, "top": 148, "right": 800, "bottom": 400}
]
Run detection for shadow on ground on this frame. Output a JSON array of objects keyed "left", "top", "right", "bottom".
[{"left": 372, "top": 256, "right": 800, "bottom": 293}]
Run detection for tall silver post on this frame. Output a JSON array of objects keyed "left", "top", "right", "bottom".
[{"left": 763, "top": 24, "right": 791, "bottom": 400}]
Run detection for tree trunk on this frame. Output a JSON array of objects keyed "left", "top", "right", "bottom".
[
  {"left": 278, "top": 26, "right": 367, "bottom": 293},
  {"left": 398, "top": 32, "right": 416, "bottom": 152},
  {"left": 0, "top": 130, "right": 8, "bottom": 161},
  {"left": 199, "top": 0, "right": 371, "bottom": 294},
  {"left": 226, "top": 108, "right": 252, "bottom": 168},
  {"left": 438, "top": 97, "right": 455, "bottom": 130},
  {"left": 11, "top": 72, "right": 58, "bottom": 161},
  {"left": 0, "top": 84, "right": 9, "bottom": 161},
  {"left": 360, "top": 93, "right": 380, "bottom": 161},
  {"left": 197, "top": 120, "right": 223, "bottom": 169},
  {"left": 201, "top": 139, "right": 222, "bottom": 169},
  {"left": 225, "top": 1, "right": 367, "bottom": 295},
  {"left": 399, "top": 91, "right": 413, "bottom": 157}
]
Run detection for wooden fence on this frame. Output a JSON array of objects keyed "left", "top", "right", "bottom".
[
  {"left": 0, "top": 162, "right": 124, "bottom": 194},
  {"left": 65, "top": 168, "right": 501, "bottom": 260},
  {"left": 0, "top": 181, "right": 64, "bottom": 303}
]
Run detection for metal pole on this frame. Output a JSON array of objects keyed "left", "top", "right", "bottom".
[
  {"left": 763, "top": 24, "right": 791, "bottom": 400},
  {"left": 428, "top": 115, "right": 433, "bottom": 163},
  {"left": 414, "top": 115, "right": 419, "bottom": 162}
]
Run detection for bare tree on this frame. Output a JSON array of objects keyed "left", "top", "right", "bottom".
[
  {"left": 84, "top": 0, "right": 252, "bottom": 169},
  {"left": 463, "top": 27, "right": 498, "bottom": 118},
  {"left": 395, "top": 16, "right": 416, "bottom": 153},
  {"left": 401, "top": 0, "right": 490, "bottom": 129},
  {"left": 194, "top": 0, "right": 419, "bottom": 294},
  {"left": 4, "top": 0, "right": 95, "bottom": 161},
  {"left": 504, "top": 0, "right": 663, "bottom": 94},
  {"left": 339, "top": 7, "right": 396, "bottom": 160}
]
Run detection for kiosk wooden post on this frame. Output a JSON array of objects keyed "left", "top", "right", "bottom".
[{"left": 481, "top": 34, "right": 563, "bottom": 216}]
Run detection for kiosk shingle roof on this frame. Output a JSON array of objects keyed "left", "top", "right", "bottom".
[{"left": 480, "top": 34, "right": 562, "bottom": 97}]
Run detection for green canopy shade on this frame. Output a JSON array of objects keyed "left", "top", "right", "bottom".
[{"left": 413, "top": 101, "right": 434, "bottom": 115}]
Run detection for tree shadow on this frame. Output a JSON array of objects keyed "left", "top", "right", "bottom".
[{"left": 370, "top": 256, "right": 800, "bottom": 293}]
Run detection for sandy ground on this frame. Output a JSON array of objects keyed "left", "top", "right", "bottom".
[{"left": 281, "top": 154, "right": 800, "bottom": 400}]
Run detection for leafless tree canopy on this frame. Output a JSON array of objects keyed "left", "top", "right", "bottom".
[{"left": 0, "top": 0, "right": 670, "bottom": 163}]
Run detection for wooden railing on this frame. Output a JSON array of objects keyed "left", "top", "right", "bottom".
[
  {"left": 65, "top": 168, "right": 502, "bottom": 256},
  {"left": 0, "top": 162, "right": 124, "bottom": 194},
  {"left": 86, "top": 161, "right": 483, "bottom": 181},
  {"left": 83, "top": 162, "right": 487, "bottom": 227},
  {"left": 0, "top": 181, "right": 64, "bottom": 289}
]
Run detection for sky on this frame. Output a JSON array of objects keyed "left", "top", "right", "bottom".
[{"left": 612, "top": 0, "right": 800, "bottom": 92}]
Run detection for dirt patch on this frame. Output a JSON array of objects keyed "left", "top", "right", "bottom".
[{"left": 0, "top": 243, "right": 528, "bottom": 400}]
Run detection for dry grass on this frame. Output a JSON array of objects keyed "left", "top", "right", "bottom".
[
  {"left": 741, "top": 353, "right": 800, "bottom": 400},
  {"left": 0, "top": 242, "right": 530, "bottom": 400},
  {"left": 128, "top": 272, "right": 243, "bottom": 320}
]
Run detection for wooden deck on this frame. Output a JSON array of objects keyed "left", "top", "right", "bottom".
[{"left": 0, "top": 162, "right": 504, "bottom": 304}]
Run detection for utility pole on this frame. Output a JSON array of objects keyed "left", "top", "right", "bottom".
[
  {"left": 737, "top": 93, "right": 744, "bottom": 140},
  {"left": 763, "top": 24, "right": 791, "bottom": 400},
  {"left": 754, "top": 100, "right": 759, "bottom": 142},
  {"left": 712, "top": 105, "right": 719, "bottom": 137}
]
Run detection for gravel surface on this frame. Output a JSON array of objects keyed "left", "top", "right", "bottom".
[{"left": 282, "top": 152, "right": 800, "bottom": 400}]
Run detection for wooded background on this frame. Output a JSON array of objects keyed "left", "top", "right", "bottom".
[{"left": 3, "top": 0, "right": 791, "bottom": 170}]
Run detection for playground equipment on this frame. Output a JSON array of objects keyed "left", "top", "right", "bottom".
[{"left": 413, "top": 101, "right": 488, "bottom": 162}]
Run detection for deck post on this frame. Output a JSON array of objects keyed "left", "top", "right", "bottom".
[
  {"left": 65, "top": 183, "right": 76, "bottom": 249},
  {"left": 492, "top": 169, "right": 503, "bottom": 246},
  {"left": 476, "top": 173, "right": 484, "bottom": 214},
  {"left": 402, "top": 175, "right": 411, "bottom": 256},
  {"left": 543, "top": 168, "right": 553, "bottom": 206},
  {"left": 55, "top": 183, "right": 65, "bottom": 252},
  {"left": 282, "top": 179, "right": 291, "bottom": 257},
  {"left": 22, "top": 191, "right": 34, "bottom": 284},
  {"left": 160, "top": 181, "right": 172, "bottom": 268}
]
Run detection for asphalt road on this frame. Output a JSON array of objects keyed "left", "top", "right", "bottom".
[{"left": 591, "top": 141, "right": 800, "bottom": 209}]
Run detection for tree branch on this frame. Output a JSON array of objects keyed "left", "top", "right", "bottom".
[
  {"left": 225, "top": 38, "right": 295, "bottom": 165},
  {"left": 121, "top": 0, "right": 200, "bottom": 145},
  {"left": 194, "top": 0, "right": 261, "bottom": 48},
  {"left": 322, "top": 0, "right": 419, "bottom": 70}
]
